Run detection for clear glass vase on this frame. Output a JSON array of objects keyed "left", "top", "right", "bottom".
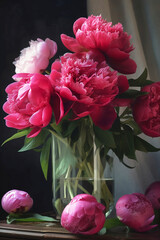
[{"left": 51, "top": 119, "right": 114, "bottom": 217}]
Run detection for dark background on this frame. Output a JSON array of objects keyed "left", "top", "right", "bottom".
[{"left": 0, "top": 0, "right": 87, "bottom": 219}]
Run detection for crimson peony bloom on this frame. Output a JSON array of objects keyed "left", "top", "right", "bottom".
[
  {"left": 13, "top": 38, "right": 57, "bottom": 74},
  {"left": 3, "top": 73, "right": 53, "bottom": 138},
  {"left": 1, "top": 190, "right": 33, "bottom": 213},
  {"left": 61, "top": 194, "right": 105, "bottom": 235},
  {"left": 145, "top": 181, "right": 160, "bottom": 209},
  {"left": 49, "top": 50, "right": 129, "bottom": 130},
  {"left": 61, "top": 15, "right": 137, "bottom": 74},
  {"left": 116, "top": 193, "right": 157, "bottom": 232},
  {"left": 132, "top": 82, "right": 160, "bottom": 137}
]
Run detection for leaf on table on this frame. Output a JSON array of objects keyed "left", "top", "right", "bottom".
[{"left": 6, "top": 213, "right": 58, "bottom": 224}]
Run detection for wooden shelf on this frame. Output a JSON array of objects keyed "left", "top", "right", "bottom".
[{"left": 0, "top": 221, "right": 159, "bottom": 240}]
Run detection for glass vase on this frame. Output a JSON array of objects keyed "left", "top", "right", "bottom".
[{"left": 51, "top": 119, "right": 114, "bottom": 217}]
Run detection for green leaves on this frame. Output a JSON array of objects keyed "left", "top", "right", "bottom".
[
  {"left": 40, "top": 137, "right": 52, "bottom": 180},
  {"left": 104, "top": 217, "right": 125, "bottom": 230},
  {"left": 118, "top": 89, "right": 148, "bottom": 99},
  {"left": 94, "top": 126, "right": 116, "bottom": 149},
  {"left": 52, "top": 134, "right": 77, "bottom": 179},
  {"left": 112, "top": 123, "right": 160, "bottom": 167},
  {"left": 128, "top": 68, "right": 153, "bottom": 87},
  {"left": 6, "top": 213, "right": 57, "bottom": 224},
  {"left": 1, "top": 128, "right": 31, "bottom": 146},
  {"left": 134, "top": 136, "right": 160, "bottom": 152},
  {"left": 19, "top": 129, "right": 49, "bottom": 152},
  {"left": 50, "top": 115, "right": 81, "bottom": 139}
]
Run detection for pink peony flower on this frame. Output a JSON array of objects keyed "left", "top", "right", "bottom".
[
  {"left": 61, "top": 15, "right": 137, "bottom": 74},
  {"left": 145, "top": 181, "right": 160, "bottom": 209},
  {"left": 132, "top": 82, "right": 160, "bottom": 137},
  {"left": 116, "top": 193, "right": 157, "bottom": 232},
  {"left": 49, "top": 50, "right": 129, "bottom": 130},
  {"left": 1, "top": 189, "right": 33, "bottom": 213},
  {"left": 61, "top": 194, "right": 105, "bottom": 235},
  {"left": 13, "top": 38, "right": 57, "bottom": 74},
  {"left": 3, "top": 73, "right": 53, "bottom": 138}
]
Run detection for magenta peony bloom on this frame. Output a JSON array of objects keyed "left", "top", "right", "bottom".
[
  {"left": 13, "top": 38, "right": 57, "bottom": 74},
  {"left": 132, "top": 82, "right": 160, "bottom": 137},
  {"left": 145, "top": 181, "right": 160, "bottom": 209},
  {"left": 61, "top": 15, "right": 137, "bottom": 74},
  {"left": 116, "top": 193, "right": 157, "bottom": 232},
  {"left": 1, "top": 189, "right": 33, "bottom": 213},
  {"left": 3, "top": 73, "right": 53, "bottom": 137},
  {"left": 49, "top": 50, "right": 129, "bottom": 129},
  {"left": 61, "top": 194, "right": 105, "bottom": 235}
]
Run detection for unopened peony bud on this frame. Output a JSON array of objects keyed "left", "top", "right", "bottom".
[
  {"left": 61, "top": 194, "right": 105, "bottom": 235},
  {"left": 1, "top": 189, "right": 33, "bottom": 214},
  {"left": 116, "top": 193, "right": 157, "bottom": 232},
  {"left": 145, "top": 181, "right": 160, "bottom": 209}
]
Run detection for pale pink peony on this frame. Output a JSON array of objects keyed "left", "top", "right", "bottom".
[
  {"left": 13, "top": 38, "right": 57, "bottom": 74},
  {"left": 3, "top": 73, "right": 53, "bottom": 137},
  {"left": 61, "top": 15, "right": 137, "bottom": 74},
  {"left": 61, "top": 194, "right": 105, "bottom": 235},
  {"left": 132, "top": 82, "right": 160, "bottom": 137},
  {"left": 49, "top": 50, "right": 129, "bottom": 130},
  {"left": 145, "top": 181, "right": 160, "bottom": 209},
  {"left": 116, "top": 193, "right": 157, "bottom": 232},
  {"left": 1, "top": 189, "right": 33, "bottom": 213}
]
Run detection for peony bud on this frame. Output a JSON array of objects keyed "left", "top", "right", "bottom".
[
  {"left": 61, "top": 194, "right": 105, "bottom": 235},
  {"left": 145, "top": 181, "right": 160, "bottom": 209},
  {"left": 116, "top": 193, "right": 157, "bottom": 232},
  {"left": 1, "top": 189, "right": 33, "bottom": 214}
]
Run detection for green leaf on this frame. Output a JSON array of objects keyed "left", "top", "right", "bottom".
[
  {"left": 153, "top": 209, "right": 160, "bottom": 225},
  {"left": 104, "top": 217, "right": 125, "bottom": 230},
  {"left": 50, "top": 117, "right": 81, "bottom": 138},
  {"left": 94, "top": 126, "right": 116, "bottom": 149},
  {"left": 112, "top": 134, "right": 124, "bottom": 161},
  {"left": 113, "top": 126, "right": 137, "bottom": 163},
  {"left": 54, "top": 198, "right": 64, "bottom": 216},
  {"left": 1, "top": 128, "right": 30, "bottom": 146},
  {"left": 98, "top": 227, "right": 106, "bottom": 235},
  {"left": 128, "top": 68, "right": 153, "bottom": 87},
  {"left": 123, "top": 126, "right": 137, "bottom": 160},
  {"left": 6, "top": 213, "right": 58, "bottom": 224},
  {"left": 18, "top": 129, "right": 49, "bottom": 152},
  {"left": 118, "top": 89, "right": 148, "bottom": 99},
  {"left": 52, "top": 135, "right": 77, "bottom": 178},
  {"left": 63, "top": 120, "right": 81, "bottom": 138},
  {"left": 125, "top": 120, "right": 142, "bottom": 135},
  {"left": 40, "top": 137, "right": 52, "bottom": 180},
  {"left": 134, "top": 136, "right": 160, "bottom": 152}
]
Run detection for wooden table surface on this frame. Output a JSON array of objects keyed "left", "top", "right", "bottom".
[{"left": 0, "top": 221, "right": 160, "bottom": 240}]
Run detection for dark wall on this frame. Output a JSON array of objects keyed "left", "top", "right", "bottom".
[{"left": 0, "top": 0, "right": 87, "bottom": 219}]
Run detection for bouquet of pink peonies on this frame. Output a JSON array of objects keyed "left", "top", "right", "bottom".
[{"left": 2, "top": 15, "right": 160, "bottom": 214}]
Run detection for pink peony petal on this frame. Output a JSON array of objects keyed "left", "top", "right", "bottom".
[
  {"left": 73, "top": 17, "right": 86, "bottom": 35},
  {"left": 117, "top": 75, "right": 129, "bottom": 94},
  {"left": 90, "top": 105, "right": 117, "bottom": 130},
  {"left": 106, "top": 48, "right": 129, "bottom": 60},
  {"left": 145, "top": 181, "right": 160, "bottom": 209},
  {"left": 45, "top": 38, "right": 57, "bottom": 58},
  {"left": 27, "top": 127, "right": 41, "bottom": 138},
  {"left": 4, "top": 113, "right": 30, "bottom": 129},
  {"left": 61, "top": 34, "right": 87, "bottom": 52},
  {"left": 107, "top": 57, "right": 137, "bottom": 74},
  {"left": 29, "top": 109, "right": 43, "bottom": 126}
]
